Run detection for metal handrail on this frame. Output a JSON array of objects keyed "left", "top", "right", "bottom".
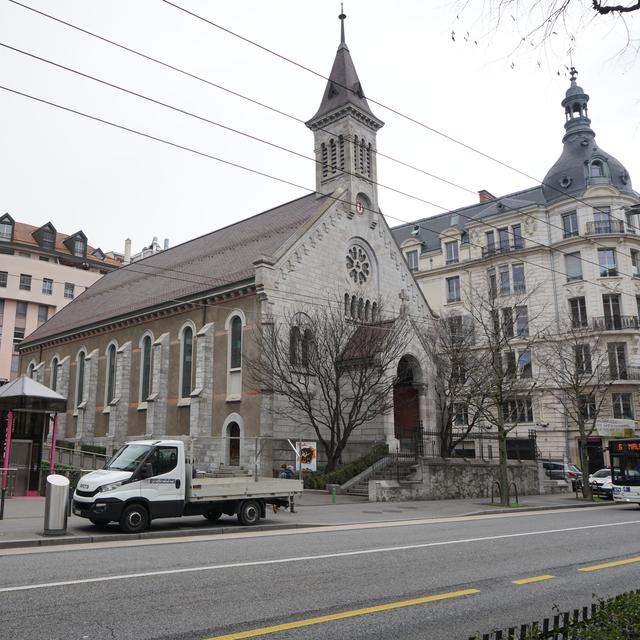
[{"left": 592, "top": 315, "right": 640, "bottom": 331}]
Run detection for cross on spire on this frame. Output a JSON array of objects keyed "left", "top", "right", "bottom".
[{"left": 339, "top": 4, "right": 346, "bottom": 44}]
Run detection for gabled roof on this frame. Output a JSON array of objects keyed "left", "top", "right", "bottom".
[
  {"left": 21, "top": 193, "right": 331, "bottom": 346},
  {"left": 0, "top": 375, "right": 67, "bottom": 412}
]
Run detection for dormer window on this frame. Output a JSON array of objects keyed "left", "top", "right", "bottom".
[
  {"left": 63, "top": 231, "right": 87, "bottom": 259},
  {"left": 33, "top": 223, "right": 56, "bottom": 250},
  {"left": 73, "top": 238, "right": 86, "bottom": 257},
  {"left": 405, "top": 250, "right": 418, "bottom": 272},
  {"left": 590, "top": 160, "right": 604, "bottom": 178},
  {"left": 0, "top": 214, "right": 14, "bottom": 242},
  {"left": 445, "top": 241, "right": 459, "bottom": 265}
]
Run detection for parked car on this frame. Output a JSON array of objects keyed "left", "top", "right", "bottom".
[
  {"left": 542, "top": 461, "right": 582, "bottom": 490},
  {"left": 589, "top": 468, "right": 613, "bottom": 499}
]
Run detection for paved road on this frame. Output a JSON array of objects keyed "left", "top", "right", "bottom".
[{"left": 1, "top": 504, "right": 639, "bottom": 640}]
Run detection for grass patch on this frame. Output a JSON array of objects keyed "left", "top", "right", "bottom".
[{"left": 490, "top": 502, "right": 527, "bottom": 508}]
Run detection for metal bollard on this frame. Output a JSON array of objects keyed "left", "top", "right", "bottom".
[{"left": 43, "top": 474, "right": 70, "bottom": 536}]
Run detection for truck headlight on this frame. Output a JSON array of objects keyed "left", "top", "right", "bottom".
[{"left": 99, "top": 481, "right": 124, "bottom": 493}]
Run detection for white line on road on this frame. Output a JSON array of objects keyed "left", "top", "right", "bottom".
[{"left": 1, "top": 519, "right": 639, "bottom": 594}]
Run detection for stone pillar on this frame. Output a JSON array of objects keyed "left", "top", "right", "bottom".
[
  {"left": 146, "top": 332, "right": 170, "bottom": 437},
  {"left": 190, "top": 323, "right": 214, "bottom": 438},
  {"left": 383, "top": 388, "right": 399, "bottom": 451},
  {"left": 76, "top": 348, "right": 99, "bottom": 444},
  {"left": 56, "top": 356, "right": 70, "bottom": 440},
  {"left": 417, "top": 383, "right": 437, "bottom": 456},
  {"left": 108, "top": 341, "right": 131, "bottom": 447}
]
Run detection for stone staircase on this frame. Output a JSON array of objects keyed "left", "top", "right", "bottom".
[
  {"left": 210, "top": 464, "right": 250, "bottom": 478},
  {"left": 343, "top": 456, "right": 419, "bottom": 497}
]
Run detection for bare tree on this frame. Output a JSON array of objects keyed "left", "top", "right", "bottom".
[
  {"left": 422, "top": 313, "right": 489, "bottom": 456},
  {"left": 465, "top": 272, "right": 548, "bottom": 506},
  {"left": 246, "top": 299, "right": 410, "bottom": 472},
  {"left": 537, "top": 320, "right": 615, "bottom": 498}
]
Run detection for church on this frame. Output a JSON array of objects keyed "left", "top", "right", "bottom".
[{"left": 17, "top": 15, "right": 435, "bottom": 474}]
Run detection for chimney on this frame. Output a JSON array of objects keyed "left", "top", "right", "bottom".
[
  {"left": 478, "top": 189, "right": 496, "bottom": 203},
  {"left": 163, "top": 238, "right": 169, "bottom": 250},
  {"left": 124, "top": 238, "right": 132, "bottom": 264}
]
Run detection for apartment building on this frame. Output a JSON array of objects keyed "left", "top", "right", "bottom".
[{"left": 0, "top": 214, "right": 121, "bottom": 381}]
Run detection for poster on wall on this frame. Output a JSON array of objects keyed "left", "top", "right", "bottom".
[{"left": 295, "top": 441, "right": 317, "bottom": 472}]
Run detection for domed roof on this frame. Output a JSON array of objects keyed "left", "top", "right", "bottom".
[{"left": 542, "top": 69, "right": 634, "bottom": 202}]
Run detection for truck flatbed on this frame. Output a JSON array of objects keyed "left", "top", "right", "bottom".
[{"left": 187, "top": 476, "right": 303, "bottom": 501}]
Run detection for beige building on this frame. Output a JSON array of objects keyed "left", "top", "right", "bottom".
[
  {"left": 393, "top": 70, "right": 640, "bottom": 471},
  {"left": 0, "top": 215, "right": 121, "bottom": 381}
]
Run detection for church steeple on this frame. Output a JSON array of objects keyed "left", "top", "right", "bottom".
[{"left": 306, "top": 11, "right": 384, "bottom": 218}]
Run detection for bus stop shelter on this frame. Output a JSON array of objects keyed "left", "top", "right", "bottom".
[{"left": 0, "top": 376, "right": 67, "bottom": 504}]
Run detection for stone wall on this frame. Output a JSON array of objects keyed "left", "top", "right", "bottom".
[{"left": 369, "top": 457, "right": 540, "bottom": 501}]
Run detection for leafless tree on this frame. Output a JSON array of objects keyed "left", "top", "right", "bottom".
[
  {"left": 246, "top": 298, "right": 410, "bottom": 473},
  {"left": 422, "top": 313, "right": 489, "bottom": 456},
  {"left": 537, "top": 320, "right": 615, "bottom": 498},
  {"left": 464, "top": 272, "right": 548, "bottom": 506}
]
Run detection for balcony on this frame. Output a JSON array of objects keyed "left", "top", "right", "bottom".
[
  {"left": 603, "top": 365, "right": 640, "bottom": 381},
  {"left": 482, "top": 241, "right": 525, "bottom": 258},
  {"left": 592, "top": 316, "right": 640, "bottom": 331},
  {"left": 585, "top": 220, "right": 625, "bottom": 235}
]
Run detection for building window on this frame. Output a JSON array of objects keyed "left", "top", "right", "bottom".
[
  {"left": 518, "top": 351, "right": 532, "bottom": 378},
  {"left": 512, "top": 224, "right": 523, "bottom": 250},
  {"left": 105, "top": 343, "right": 117, "bottom": 404},
  {"left": 0, "top": 220, "right": 12, "bottom": 241},
  {"left": 230, "top": 316, "right": 242, "bottom": 369},
  {"left": 598, "top": 248, "right": 617, "bottom": 277},
  {"left": 0, "top": 271, "right": 6, "bottom": 287},
  {"left": 562, "top": 211, "right": 578, "bottom": 238},
  {"left": 612, "top": 393, "right": 634, "bottom": 419},
  {"left": 446, "top": 276, "right": 460, "bottom": 303},
  {"left": 502, "top": 398, "right": 534, "bottom": 423},
  {"left": 50, "top": 357, "right": 59, "bottom": 392},
  {"left": 578, "top": 395, "right": 596, "bottom": 419},
  {"left": 502, "top": 307, "right": 514, "bottom": 338},
  {"left": 27, "top": 361, "right": 35, "bottom": 379},
  {"left": 575, "top": 344, "right": 592, "bottom": 374},
  {"left": 593, "top": 207, "right": 612, "bottom": 233},
  {"left": 64, "top": 282, "right": 75, "bottom": 299},
  {"left": 498, "top": 228, "right": 510, "bottom": 253},
  {"left": 42, "top": 278, "right": 53, "bottom": 295},
  {"left": 41, "top": 228, "right": 55, "bottom": 249},
  {"left": 626, "top": 211, "right": 639, "bottom": 235},
  {"left": 445, "top": 241, "right": 459, "bottom": 265},
  {"left": 406, "top": 250, "right": 418, "bottom": 272},
  {"left": 608, "top": 343, "right": 627, "bottom": 380},
  {"left": 512, "top": 264, "right": 526, "bottom": 293},
  {"left": 632, "top": 250, "right": 640, "bottom": 278},
  {"left": 569, "top": 297, "right": 588, "bottom": 328},
  {"left": 37, "top": 304, "right": 48, "bottom": 324},
  {"left": 180, "top": 325, "right": 194, "bottom": 399},
  {"left": 565, "top": 252, "right": 583, "bottom": 281},
  {"left": 140, "top": 334, "right": 153, "bottom": 402},
  {"left": 76, "top": 350, "right": 86, "bottom": 407},
  {"left": 73, "top": 238, "right": 86, "bottom": 257},
  {"left": 16, "top": 301, "right": 27, "bottom": 318},
  {"left": 289, "top": 326, "right": 301, "bottom": 366},
  {"left": 19, "top": 274, "right": 31, "bottom": 291},
  {"left": 487, "top": 268, "right": 497, "bottom": 298},
  {"left": 590, "top": 161, "right": 605, "bottom": 178},
  {"left": 485, "top": 230, "right": 495, "bottom": 253},
  {"left": 499, "top": 265, "right": 510, "bottom": 295},
  {"left": 504, "top": 351, "right": 517, "bottom": 378},
  {"left": 13, "top": 327, "right": 25, "bottom": 344},
  {"left": 453, "top": 403, "right": 468, "bottom": 426},
  {"left": 515, "top": 305, "right": 529, "bottom": 337}
]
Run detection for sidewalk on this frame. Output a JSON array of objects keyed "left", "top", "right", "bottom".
[{"left": 0, "top": 491, "right": 617, "bottom": 550}]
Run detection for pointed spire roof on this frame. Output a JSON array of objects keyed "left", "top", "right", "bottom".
[{"left": 306, "top": 11, "right": 383, "bottom": 128}]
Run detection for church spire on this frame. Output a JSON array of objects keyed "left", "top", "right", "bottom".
[{"left": 306, "top": 10, "right": 383, "bottom": 129}]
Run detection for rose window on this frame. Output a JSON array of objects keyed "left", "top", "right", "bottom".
[{"left": 346, "top": 245, "right": 370, "bottom": 284}]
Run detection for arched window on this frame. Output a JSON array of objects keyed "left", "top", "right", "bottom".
[
  {"left": 353, "top": 135, "right": 359, "bottom": 170},
  {"left": 590, "top": 160, "right": 604, "bottom": 177},
  {"left": 364, "top": 300, "right": 371, "bottom": 322},
  {"left": 230, "top": 316, "right": 242, "bottom": 369},
  {"left": 227, "top": 421, "right": 241, "bottom": 466},
  {"left": 344, "top": 293, "right": 350, "bottom": 316},
  {"left": 50, "top": 357, "right": 59, "bottom": 392},
  {"left": 366, "top": 143, "right": 372, "bottom": 177},
  {"left": 350, "top": 295, "right": 357, "bottom": 318},
  {"left": 140, "top": 334, "right": 153, "bottom": 402},
  {"left": 76, "top": 350, "right": 86, "bottom": 408},
  {"left": 358, "top": 298, "right": 364, "bottom": 320},
  {"left": 289, "top": 326, "right": 301, "bottom": 365},
  {"left": 180, "top": 325, "right": 194, "bottom": 399},
  {"left": 359, "top": 139, "right": 366, "bottom": 174},
  {"left": 321, "top": 143, "right": 328, "bottom": 178},
  {"left": 105, "top": 343, "right": 117, "bottom": 404},
  {"left": 329, "top": 139, "right": 337, "bottom": 174},
  {"left": 339, "top": 135, "right": 345, "bottom": 170},
  {"left": 371, "top": 302, "right": 378, "bottom": 322},
  {"left": 27, "top": 361, "right": 35, "bottom": 379}
]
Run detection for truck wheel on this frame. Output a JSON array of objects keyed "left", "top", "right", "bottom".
[
  {"left": 237, "top": 500, "right": 260, "bottom": 526},
  {"left": 119, "top": 504, "right": 149, "bottom": 534},
  {"left": 203, "top": 510, "right": 222, "bottom": 522}
]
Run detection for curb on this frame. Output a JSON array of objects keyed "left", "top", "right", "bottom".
[
  {"left": 0, "top": 522, "right": 320, "bottom": 551},
  {"left": 465, "top": 499, "right": 618, "bottom": 517}
]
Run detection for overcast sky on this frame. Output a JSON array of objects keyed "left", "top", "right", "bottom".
[{"left": 0, "top": 0, "right": 638, "bottom": 255}]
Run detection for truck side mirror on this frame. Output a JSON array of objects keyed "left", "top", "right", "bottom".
[{"left": 139, "top": 463, "right": 154, "bottom": 480}]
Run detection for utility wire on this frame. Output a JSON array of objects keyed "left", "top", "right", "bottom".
[{"left": 4, "top": 82, "right": 640, "bottom": 316}]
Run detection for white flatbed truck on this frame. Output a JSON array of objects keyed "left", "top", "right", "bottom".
[{"left": 72, "top": 439, "right": 302, "bottom": 533}]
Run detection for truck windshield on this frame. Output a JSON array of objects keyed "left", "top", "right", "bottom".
[{"left": 105, "top": 444, "right": 152, "bottom": 472}]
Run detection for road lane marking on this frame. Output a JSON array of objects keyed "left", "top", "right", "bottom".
[
  {"left": 0, "top": 505, "right": 622, "bottom": 557},
  {"left": 578, "top": 556, "right": 640, "bottom": 572},
  {"left": 1, "top": 519, "right": 639, "bottom": 593},
  {"left": 512, "top": 575, "right": 555, "bottom": 585},
  {"left": 205, "top": 589, "right": 480, "bottom": 640}
]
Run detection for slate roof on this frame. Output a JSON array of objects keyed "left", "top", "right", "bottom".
[
  {"left": 391, "top": 186, "right": 545, "bottom": 253},
  {"left": 22, "top": 193, "right": 330, "bottom": 346}
]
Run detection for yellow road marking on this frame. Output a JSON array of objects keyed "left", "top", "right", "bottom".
[
  {"left": 512, "top": 575, "right": 555, "bottom": 585},
  {"left": 206, "top": 588, "right": 480, "bottom": 640},
  {"left": 578, "top": 556, "right": 640, "bottom": 572}
]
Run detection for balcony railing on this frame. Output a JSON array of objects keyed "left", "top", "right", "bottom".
[
  {"left": 592, "top": 315, "right": 640, "bottom": 331},
  {"left": 586, "top": 220, "right": 625, "bottom": 235},
  {"left": 481, "top": 241, "right": 525, "bottom": 258},
  {"left": 602, "top": 365, "right": 640, "bottom": 381}
]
